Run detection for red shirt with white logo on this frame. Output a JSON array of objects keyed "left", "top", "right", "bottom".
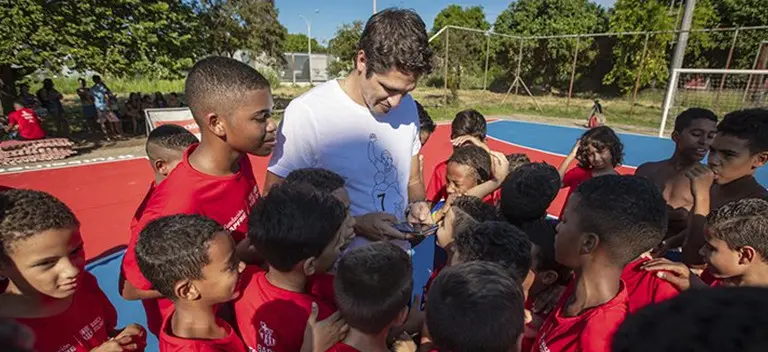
[
  {"left": 15, "top": 273, "right": 118, "bottom": 352},
  {"left": 326, "top": 342, "right": 361, "bottom": 352},
  {"left": 8, "top": 108, "right": 45, "bottom": 140},
  {"left": 159, "top": 310, "right": 247, "bottom": 352},
  {"left": 122, "top": 144, "right": 260, "bottom": 335},
  {"left": 621, "top": 258, "right": 679, "bottom": 313},
  {"left": 234, "top": 266, "right": 336, "bottom": 352},
  {"left": 533, "top": 279, "right": 628, "bottom": 352}
]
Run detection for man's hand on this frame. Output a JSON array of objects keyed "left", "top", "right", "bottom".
[
  {"left": 685, "top": 164, "right": 715, "bottom": 199},
  {"left": 354, "top": 212, "right": 409, "bottom": 241},
  {"left": 301, "top": 302, "right": 349, "bottom": 352},
  {"left": 641, "top": 258, "right": 700, "bottom": 291},
  {"left": 407, "top": 201, "right": 433, "bottom": 225}
]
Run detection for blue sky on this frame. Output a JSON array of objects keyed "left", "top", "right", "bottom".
[{"left": 276, "top": 0, "right": 617, "bottom": 45}]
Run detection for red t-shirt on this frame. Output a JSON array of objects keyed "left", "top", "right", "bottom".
[
  {"left": 426, "top": 159, "right": 500, "bottom": 206},
  {"left": 700, "top": 269, "right": 723, "bottom": 287},
  {"left": 8, "top": 108, "right": 45, "bottom": 140},
  {"left": 532, "top": 280, "right": 628, "bottom": 352},
  {"left": 621, "top": 258, "right": 679, "bottom": 313},
  {"left": 159, "top": 311, "right": 247, "bottom": 352},
  {"left": 14, "top": 273, "right": 118, "bottom": 352},
  {"left": 130, "top": 182, "right": 155, "bottom": 233},
  {"left": 122, "top": 144, "right": 260, "bottom": 335},
  {"left": 326, "top": 342, "right": 361, "bottom": 352},
  {"left": 234, "top": 266, "right": 336, "bottom": 352}
]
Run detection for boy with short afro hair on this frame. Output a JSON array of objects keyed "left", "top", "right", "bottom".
[
  {"left": 235, "top": 183, "right": 355, "bottom": 351},
  {"left": 452, "top": 221, "right": 532, "bottom": 283},
  {"left": 330, "top": 242, "right": 413, "bottom": 352},
  {"left": 0, "top": 189, "right": 146, "bottom": 352},
  {"left": 136, "top": 214, "right": 247, "bottom": 351},
  {"left": 121, "top": 56, "right": 276, "bottom": 335},
  {"left": 500, "top": 162, "right": 561, "bottom": 226},
  {"left": 534, "top": 175, "right": 667, "bottom": 352},
  {"left": 426, "top": 261, "right": 525, "bottom": 352}
]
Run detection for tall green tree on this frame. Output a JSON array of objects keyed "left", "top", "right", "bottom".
[
  {"left": 494, "top": 0, "right": 607, "bottom": 93},
  {"left": 707, "top": 0, "right": 768, "bottom": 69},
  {"left": 327, "top": 21, "right": 363, "bottom": 78},
  {"left": 285, "top": 33, "right": 326, "bottom": 53},
  {"left": 0, "top": 0, "right": 203, "bottom": 113},
  {"left": 431, "top": 5, "right": 491, "bottom": 90}
]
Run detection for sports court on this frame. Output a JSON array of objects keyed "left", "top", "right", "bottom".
[{"left": 1, "top": 119, "right": 766, "bottom": 349}]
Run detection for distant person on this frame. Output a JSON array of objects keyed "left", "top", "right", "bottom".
[
  {"left": 36, "top": 78, "right": 69, "bottom": 136},
  {"left": 167, "top": 92, "right": 184, "bottom": 108},
  {"left": 76, "top": 78, "right": 98, "bottom": 133},
  {"left": 124, "top": 92, "right": 143, "bottom": 134},
  {"left": 17, "top": 84, "right": 38, "bottom": 109},
  {"left": 153, "top": 92, "right": 168, "bottom": 108},
  {"left": 90, "top": 75, "right": 123, "bottom": 139},
  {"left": 5, "top": 101, "right": 45, "bottom": 141}
]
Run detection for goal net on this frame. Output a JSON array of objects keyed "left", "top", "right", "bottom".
[{"left": 660, "top": 68, "right": 768, "bottom": 137}]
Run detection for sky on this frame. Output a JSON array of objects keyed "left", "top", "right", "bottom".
[{"left": 276, "top": 0, "right": 617, "bottom": 45}]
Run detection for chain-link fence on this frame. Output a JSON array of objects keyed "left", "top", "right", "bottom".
[{"left": 427, "top": 25, "right": 768, "bottom": 130}]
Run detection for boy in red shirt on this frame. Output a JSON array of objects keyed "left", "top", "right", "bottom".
[
  {"left": 328, "top": 242, "right": 413, "bottom": 352},
  {"left": 0, "top": 189, "right": 146, "bottom": 352},
  {"left": 6, "top": 101, "right": 45, "bottom": 140},
  {"left": 534, "top": 175, "right": 667, "bottom": 352},
  {"left": 235, "top": 183, "right": 355, "bottom": 352},
  {"left": 120, "top": 56, "right": 277, "bottom": 335},
  {"left": 426, "top": 261, "right": 525, "bottom": 352},
  {"left": 135, "top": 214, "right": 247, "bottom": 352}
]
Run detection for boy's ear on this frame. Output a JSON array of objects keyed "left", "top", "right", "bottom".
[
  {"left": 206, "top": 113, "right": 227, "bottom": 138},
  {"left": 752, "top": 151, "right": 768, "bottom": 169},
  {"left": 739, "top": 246, "right": 757, "bottom": 265},
  {"left": 540, "top": 270, "right": 559, "bottom": 286},
  {"left": 152, "top": 158, "right": 166, "bottom": 175},
  {"left": 394, "top": 305, "right": 409, "bottom": 327},
  {"left": 580, "top": 233, "right": 599, "bottom": 255},
  {"left": 302, "top": 257, "right": 317, "bottom": 277},
  {"left": 670, "top": 131, "right": 679, "bottom": 143},
  {"left": 175, "top": 279, "right": 200, "bottom": 301}
]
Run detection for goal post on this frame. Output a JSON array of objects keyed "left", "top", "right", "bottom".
[{"left": 659, "top": 68, "right": 768, "bottom": 137}]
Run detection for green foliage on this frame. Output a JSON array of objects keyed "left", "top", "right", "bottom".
[
  {"left": 285, "top": 33, "right": 327, "bottom": 53},
  {"left": 327, "top": 21, "right": 363, "bottom": 78},
  {"left": 493, "top": 0, "right": 608, "bottom": 92},
  {"left": 431, "top": 5, "right": 491, "bottom": 92},
  {"left": 706, "top": 0, "right": 768, "bottom": 70}
]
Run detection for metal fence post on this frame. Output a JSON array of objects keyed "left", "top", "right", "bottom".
[
  {"left": 630, "top": 33, "right": 651, "bottom": 117},
  {"left": 566, "top": 36, "right": 581, "bottom": 112},
  {"left": 714, "top": 28, "right": 740, "bottom": 107},
  {"left": 515, "top": 37, "right": 523, "bottom": 97},
  {"left": 444, "top": 28, "right": 450, "bottom": 104},
  {"left": 483, "top": 32, "right": 491, "bottom": 91}
]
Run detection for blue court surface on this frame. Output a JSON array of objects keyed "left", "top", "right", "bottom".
[{"left": 85, "top": 119, "right": 766, "bottom": 351}]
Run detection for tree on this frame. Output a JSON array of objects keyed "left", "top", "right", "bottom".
[
  {"left": 494, "top": 0, "right": 607, "bottom": 93},
  {"left": 706, "top": 0, "right": 768, "bottom": 69},
  {"left": 285, "top": 33, "right": 327, "bottom": 53},
  {"left": 0, "top": 0, "right": 204, "bottom": 113},
  {"left": 327, "top": 21, "right": 363, "bottom": 78},
  {"left": 431, "top": 5, "right": 491, "bottom": 91}
]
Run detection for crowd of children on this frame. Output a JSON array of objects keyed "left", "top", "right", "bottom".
[{"left": 2, "top": 25, "right": 768, "bottom": 352}]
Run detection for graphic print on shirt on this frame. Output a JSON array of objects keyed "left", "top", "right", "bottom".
[
  {"left": 258, "top": 321, "right": 276, "bottom": 351},
  {"left": 368, "top": 133, "right": 405, "bottom": 216},
  {"left": 225, "top": 184, "right": 261, "bottom": 233}
]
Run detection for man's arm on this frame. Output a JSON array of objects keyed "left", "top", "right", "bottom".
[
  {"left": 408, "top": 154, "right": 426, "bottom": 203},
  {"left": 263, "top": 171, "right": 285, "bottom": 196}
]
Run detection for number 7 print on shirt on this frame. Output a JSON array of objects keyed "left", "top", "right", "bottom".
[{"left": 368, "top": 133, "right": 405, "bottom": 216}]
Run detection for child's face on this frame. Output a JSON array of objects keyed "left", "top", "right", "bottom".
[
  {"left": 674, "top": 119, "right": 717, "bottom": 161},
  {"left": 13, "top": 103, "right": 23, "bottom": 111},
  {"left": 221, "top": 89, "right": 277, "bottom": 157},
  {"left": 708, "top": 134, "right": 768, "bottom": 184},
  {"left": 554, "top": 195, "right": 588, "bottom": 269},
  {"left": 446, "top": 162, "right": 478, "bottom": 196},
  {"left": 313, "top": 213, "right": 356, "bottom": 274},
  {"left": 585, "top": 145, "right": 613, "bottom": 170},
  {"left": 1, "top": 227, "right": 85, "bottom": 299},
  {"left": 699, "top": 229, "right": 745, "bottom": 279},
  {"left": 436, "top": 207, "right": 457, "bottom": 248},
  {"left": 194, "top": 231, "right": 245, "bottom": 303}
]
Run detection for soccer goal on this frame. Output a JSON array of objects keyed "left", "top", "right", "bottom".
[{"left": 659, "top": 68, "right": 768, "bottom": 137}]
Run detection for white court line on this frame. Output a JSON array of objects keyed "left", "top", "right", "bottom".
[
  {"left": 0, "top": 155, "right": 146, "bottom": 175},
  {"left": 486, "top": 135, "right": 638, "bottom": 170},
  {"left": 488, "top": 118, "right": 669, "bottom": 139}
]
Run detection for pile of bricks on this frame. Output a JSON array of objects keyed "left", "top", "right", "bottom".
[{"left": 0, "top": 139, "right": 76, "bottom": 165}]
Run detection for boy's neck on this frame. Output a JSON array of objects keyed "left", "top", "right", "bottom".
[
  {"left": 188, "top": 140, "right": 243, "bottom": 176},
  {"left": 171, "top": 301, "right": 226, "bottom": 340},
  {"left": 265, "top": 267, "right": 308, "bottom": 293},
  {"left": 0, "top": 280, "right": 74, "bottom": 318},
  {"left": 343, "top": 327, "right": 391, "bottom": 352},
  {"left": 669, "top": 152, "right": 698, "bottom": 169},
  {"left": 565, "top": 261, "right": 622, "bottom": 317},
  {"left": 736, "top": 262, "right": 768, "bottom": 287}
]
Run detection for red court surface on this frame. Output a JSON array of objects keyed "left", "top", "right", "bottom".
[{"left": 0, "top": 124, "right": 634, "bottom": 261}]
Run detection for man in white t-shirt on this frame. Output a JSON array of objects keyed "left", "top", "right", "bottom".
[{"left": 265, "top": 8, "right": 434, "bottom": 246}]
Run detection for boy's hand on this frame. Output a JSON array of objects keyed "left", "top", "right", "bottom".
[
  {"left": 354, "top": 212, "right": 410, "bottom": 241},
  {"left": 451, "top": 135, "right": 488, "bottom": 152},
  {"left": 569, "top": 139, "right": 581, "bottom": 156},
  {"left": 407, "top": 201, "right": 433, "bottom": 225},
  {"left": 685, "top": 164, "right": 715, "bottom": 199},
  {"left": 111, "top": 323, "right": 146, "bottom": 351},
  {"left": 301, "top": 302, "right": 349, "bottom": 352},
  {"left": 489, "top": 151, "right": 510, "bottom": 182},
  {"left": 641, "top": 258, "right": 694, "bottom": 291}
]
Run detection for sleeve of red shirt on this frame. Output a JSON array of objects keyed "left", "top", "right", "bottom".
[
  {"left": 562, "top": 167, "right": 589, "bottom": 188},
  {"left": 7, "top": 112, "right": 18, "bottom": 127},
  {"left": 579, "top": 311, "right": 625, "bottom": 352}
]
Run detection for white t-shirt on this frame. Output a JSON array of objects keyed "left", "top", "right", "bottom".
[{"left": 269, "top": 80, "right": 421, "bottom": 222}]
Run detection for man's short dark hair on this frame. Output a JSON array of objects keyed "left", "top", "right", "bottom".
[
  {"left": 0, "top": 189, "right": 79, "bottom": 263},
  {"left": 454, "top": 221, "right": 532, "bottom": 281},
  {"left": 146, "top": 125, "right": 198, "bottom": 157},
  {"left": 135, "top": 214, "right": 225, "bottom": 299},
  {"left": 717, "top": 109, "right": 768, "bottom": 155},
  {"left": 426, "top": 261, "right": 524, "bottom": 352},
  {"left": 451, "top": 195, "right": 500, "bottom": 241},
  {"left": 335, "top": 242, "right": 412, "bottom": 334},
  {"left": 573, "top": 175, "right": 667, "bottom": 266},
  {"left": 416, "top": 100, "right": 436, "bottom": 134},
  {"left": 248, "top": 183, "right": 346, "bottom": 272},
  {"left": 674, "top": 108, "right": 718, "bottom": 133},
  {"left": 500, "top": 162, "right": 560, "bottom": 225},
  {"left": 448, "top": 145, "right": 492, "bottom": 184},
  {"left": 520, "top": 218, "right": 572, "bottom": 284},
  {"left": 612, "top": 287, "right": 768, "bottom": 352},
  {"left": 451, "top": 109, "right": 487, "bottom": 140},
  {"left": 357, "top": 8, "right": 433, "bottom": 78},
  {"left": 184, "top": 56, "right": 271, "bottom": 124},
  {"left": 285, "top": 168, "right": 346, "bottom": 194},
  {"left": 707, "top": 198, "right": 768, "bottom": 261}
]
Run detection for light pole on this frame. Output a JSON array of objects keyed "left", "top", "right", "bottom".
[
  {"left": 373, "top": 0, "right": 376, "bottom": 14},
  {"left": 299, "top": 15, "right": 312, "bottom": 85}
]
